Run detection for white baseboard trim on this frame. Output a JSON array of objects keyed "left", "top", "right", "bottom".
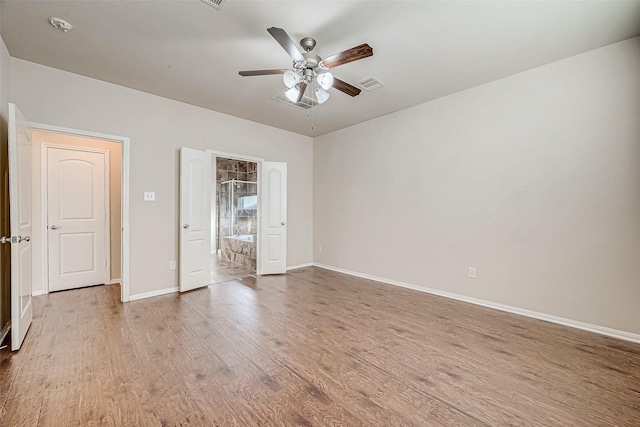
[
  {"left": 287, "top": 262, "right": 314, "bottom": 271},
  {"left": 129, "top": 287, "right": 178, "bottom": 301},
  {"left": 32, "top": 290, "right": 46, "bottom": 297},
  {"left": 312, "top": 263, "right": 640, "bottom": 344},
  {"left": 108, "top": 278, "right": 121, "bottom": 285}
]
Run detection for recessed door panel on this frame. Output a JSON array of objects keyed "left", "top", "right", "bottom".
[
  {"left": 59, "top": 233, "right": 96, "bottom": 275},
  {"left": 268, "top": 169, "right": 281, "bottom": 228},
  {"left": 19, "top": 243, "right": 32, "bottom": 317},
  {"left": 267, "top": 235, "right": 281, "bottom": 261},
  {"left": 188, "top": 239, "right": 205, "bottom": 274},
  {"left": 59, "top": 161, "right": 94, "bottom": 220},
  {"left": 189, "top": 160, "right": 205, "bottom": 232}
]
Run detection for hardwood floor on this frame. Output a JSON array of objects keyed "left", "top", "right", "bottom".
[
  {"left": 1, "top": 266, "right": 639, "bottom": 426},
  {"left": 210, "top": 253, "right": 255, "bottom": 284}
]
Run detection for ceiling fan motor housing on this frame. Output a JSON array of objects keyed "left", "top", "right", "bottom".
[{"left": 300, "top": 37, "right": 316, "bottom": 52}]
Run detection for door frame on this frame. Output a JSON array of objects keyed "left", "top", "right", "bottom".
[
  {"left": 30, "top": 122, "right": 131, "bottom": 302},
  {"left": 41, "top": 144, "right": 111, "bottom": 293},
  {"left": 206, "top": 150, "right": 263, "bottom": 275}
]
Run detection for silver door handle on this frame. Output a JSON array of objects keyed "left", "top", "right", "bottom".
[
  {"left": 18, "top": 235, "right": 30, "bottom": 243},
  {"left": 50, "top": 225, "right": 58, "bottom": 230},
  {"left": 183, "top": 224, "right": 189, "bottom": 229},
  {"left": 0, "top": 236, "right": 10, "bottom": 244},
  {"left": 281, "top": 221, "right": 285, "bottom": 226}
]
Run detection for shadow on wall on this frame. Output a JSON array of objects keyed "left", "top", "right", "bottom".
[{"left": 0, "top": 115, "right": 10, "bottom": 343}]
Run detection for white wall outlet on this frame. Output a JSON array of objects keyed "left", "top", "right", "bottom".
[
  {"left": 318, "top": 245, "right": 323, "bottom": 253},
  {"left": 468, "top": 267, "right": 477, "bottom": 279},
  {"left": 144, "top": 191, "right": 156, "bottom": 201},
  {"left": 169, "top": 260, "right": 176, "bottom": 270}
]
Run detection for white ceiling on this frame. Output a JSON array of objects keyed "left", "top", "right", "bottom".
[{"left": 2, "top": 1, "right": 640, "bottom": 137}]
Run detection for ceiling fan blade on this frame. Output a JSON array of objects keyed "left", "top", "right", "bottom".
[
  {"left": 267, "top": 27, "right": 304, "bottom": 62},
  {"left": 332, "top": 78, "right": 362, "bottom": 97},
  {"left": 239, "top": 69, "right": 287, "bottom": 77},
  {"left": 296, "top": 82, "right": 307, "bottom": 103},
  {"left": 319, "top": 44, "right": 373, "bottom": 69}
]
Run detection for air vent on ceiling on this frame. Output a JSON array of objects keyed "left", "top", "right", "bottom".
[
  {"left": 200, "top": 0, "right": 227, "bottom": 11},
  {"left": 272, "top": 92, "right": 318, "bottom": 110},
  {"left": 357, "top": 76, "right": 384, "bottom": 91}
]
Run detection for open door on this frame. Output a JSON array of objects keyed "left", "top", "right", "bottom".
[
  {"left": 179, "top": 147, "right": 211, "bottom": 292},
  {"left": 7, "top": 104, "right": 33, "bottom": 351},
  {"left": 260, "top": 162, "right": 287, "bottom": 275}
]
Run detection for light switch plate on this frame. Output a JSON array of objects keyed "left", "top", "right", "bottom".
[{"left": 144, "top": 191, "right": 155, "bottom": 201}]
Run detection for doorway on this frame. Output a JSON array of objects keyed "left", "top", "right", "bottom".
[
  {"left": 211, "top": 156, "right": 258, "bottom": 283},
  {"left": 31, "top": 127, "right": 129, "bottom": 301},
  {"left": 180, "top": 147, "right": 287, "bottom": 292}
]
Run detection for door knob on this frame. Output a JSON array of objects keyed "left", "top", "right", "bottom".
[
  {"left": 50, "top": 225, "right": 58, "bottom": 230},
  {"left": 18, "top": 235, "right": 30, "bottom": 243},
  {"left": 183, "top": 224, "right": 189, "bottom": 229},
  {"left": 281, "top": 221, "right": 285, "bottom": 226}
]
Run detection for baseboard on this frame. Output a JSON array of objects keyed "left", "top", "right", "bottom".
[
  {"left": 109, "top": 278, "right": 121, "bottom": 285},
  {"left": 129, "top": 287, "right": 178, "bottom": 301},
  {"left": 32, "top": 290, "right": 46, "bottom": 297},
  {"left": 312, "top": 263, "right": 640, "bottom": 344},
  {"left": 287, "top": 262, "right": 313, "bottom": 271}
]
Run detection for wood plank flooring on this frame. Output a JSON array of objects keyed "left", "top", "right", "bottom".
[
  {"left": 210, "top": 254, "right": 255, "bottom": 284},
  {"left": 1, "top": 266, "right": 639, "bottom": 426}
]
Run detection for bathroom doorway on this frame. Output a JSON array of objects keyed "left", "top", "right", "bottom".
[{"left": 211, "top": 156, "right": 258, "bottom": 283}]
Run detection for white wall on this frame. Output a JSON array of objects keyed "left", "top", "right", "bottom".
[
  {"left": 314, "top": 37, "right": 640, "bottom": 335},
  {"left": 10, "top": 59, "right": 313, "bottom": 297},
  {"left": 31, "top": 131, "right": 122, "bottom": 294}
]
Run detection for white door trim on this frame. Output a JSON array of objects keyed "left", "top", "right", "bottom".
[
  {"left": 205, "top": 150, "right": 263, "bottom": 164},
  {"left": 29, "top": 122, "right": 131, "bottom": 302},
  {"left": 41, "top": 144, "right": 111, "bottom": 293},
  {"left": 206, "top": 150, "right": 264, "bottom": 275}
]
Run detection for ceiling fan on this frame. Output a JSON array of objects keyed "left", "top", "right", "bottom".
[{"left": 239, "top": 27, "right": 373, "bottom": 105}]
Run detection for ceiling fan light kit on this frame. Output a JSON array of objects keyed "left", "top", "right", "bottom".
[
  {"left": 285, "top": 86, "right": 301, "bottom": 103},
  {"left": 239, "top": 27, "right": 373, "bottom": 107},
  {"left": 317, "top": 72, "right": 334, "bottom": 91}
]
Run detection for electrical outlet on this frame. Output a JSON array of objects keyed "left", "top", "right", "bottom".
[
  {"left": 170, "top": 260, "right": 176, "bottom": 270},
  {"left": 468, "top": 267, "right": 476, "bottom": 279},
  {"left": 318, "top": 245, "right": 323, "bottom": 253},
  {"left": 144, "top": 191, "right": 155, "bottom": 201}
]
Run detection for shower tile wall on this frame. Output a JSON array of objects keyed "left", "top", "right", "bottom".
[{"left": 216, "top": 158, "right": 258, "bottom": 250}]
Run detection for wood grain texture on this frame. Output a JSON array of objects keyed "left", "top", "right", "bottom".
[
  {"left": 1, "top": 266, "right": 639, "bottom": 426},
  {"left": 320, "top": 44, "right": 374, "bottom": 69},
  {"left": 332, "top": 78, "right": 362, "bottom": 97}
]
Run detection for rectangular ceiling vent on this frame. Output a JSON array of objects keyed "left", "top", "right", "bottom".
[
  {"left": 200, "top": 0, "right": 227, "bottom": 11},
  {"left": 357, "top": 76, "right": 384, "bottom": 91},
  {"left": 272, "top": 92, "right": 318, "bottom": 110}
]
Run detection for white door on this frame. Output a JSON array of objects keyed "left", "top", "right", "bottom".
[
  {"left": 180, "top": 147, "right": 211, "bottom": 292},
  {"left": 260, "top": 162, "right": 287, "bottom": 275},
  {"left": 47, "top": 147, "right": 107, "bottom": 292},
  {"left": 8, "top": 103, "right": 33, "bottom": 351}
]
